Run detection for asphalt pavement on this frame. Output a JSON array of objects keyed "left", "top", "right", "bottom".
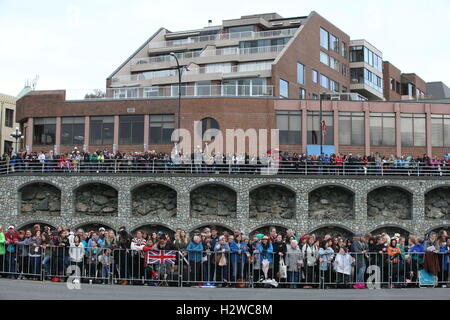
[{"left": 0, "top": 279, "right": 449, "bottom": 300}]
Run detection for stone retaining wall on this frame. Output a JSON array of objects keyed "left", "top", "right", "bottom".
[{"left": 0, "top": 174, "right": 449, "bottom": 236}]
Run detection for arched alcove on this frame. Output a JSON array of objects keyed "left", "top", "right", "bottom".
[
  {"left": 308, "top": 185, "right": 355, "bottom": 220},
  {"left": 74, "top": 183, "right": 118, "bottom": 216},
  {"left": 190, "top": 184, "right": 237, "bottom": 218},
  {"left": 131, "top": 183, "right": 177, "bottom": 218},
  {"left": 19, "top": 182, "right": 61, "bottom": 216},
  {"left": 249, "top": 185, "right": 296, "bottom": 220},
  {"left": 367, "top": 186, "right": 412, "bottom": 220}
]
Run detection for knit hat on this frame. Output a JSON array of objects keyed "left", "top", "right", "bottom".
[{"left": 256, "top": 234, "right": 264, "bottom": 240}]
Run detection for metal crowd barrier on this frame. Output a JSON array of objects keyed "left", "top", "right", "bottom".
[
  {"left": 1, "top": 247, "right": 449, "bottom": 289},
  {"left": 0, "top": 159, "right": 449, "bottom": 177}
]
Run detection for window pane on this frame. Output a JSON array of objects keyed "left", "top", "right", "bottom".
[
  {"left": 432, "top": 118, "right": 443, "bottom": 147},
  {"left": 413, "top": 116, "right": 426, "bottom": 147},
  {"left": 339, "top": 116, "right": 351, "bottom": 145},
  {"left": 320, "top": 28, "right": 329, "bottom": 50},
  {"left": 280, "top": 79, "right": 289, "bottom": 98},
  {"left": 401, "top": 117, "right": 413, "bottom": 147},
  {"left": 297, "top": 63, "right": 305, "bottom": 85},
  {"left": 370, "top": 116, "right": 382, "bottom": 146}
]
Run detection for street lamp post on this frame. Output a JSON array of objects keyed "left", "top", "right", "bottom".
[
  {"left": 10, "top": 127, "right": 23, "bottom": 155},
  {"left": 169, "top": 52, "right": 184, "bottom": 144}
]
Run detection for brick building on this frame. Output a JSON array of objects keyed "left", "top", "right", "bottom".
[{"left": 15, "top": 11, "right": 449, "bottom": 158}]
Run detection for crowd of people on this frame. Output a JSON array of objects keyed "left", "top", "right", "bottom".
[
  {"left": 1, "top": 148, "right": 450, "bottom": 176},
  {"left": 0, "top": 224, "right": 449, "bottom": 289}
]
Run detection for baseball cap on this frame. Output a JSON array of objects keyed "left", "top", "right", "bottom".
[
  {"left": 99, "top": 227, "right": 106, "bottom": 232},
  {"left": 8, "top": 225, "right": 14, "bottom": 230}
]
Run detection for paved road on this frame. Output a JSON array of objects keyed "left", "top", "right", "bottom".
[{"left": 0, "top": 279, "right": 449, "bottom": 300}]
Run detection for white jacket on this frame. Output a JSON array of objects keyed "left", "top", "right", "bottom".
[
  {"left": 69, "top": 243, "right": 85, "bottom": 263},
  {"left": 334, "top": 253, "right": 354, "bottom": 275}
]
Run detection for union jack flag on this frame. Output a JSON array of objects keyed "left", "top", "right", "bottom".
[{"left": 147, "top": 250, "right": 177, "bottom": 265}]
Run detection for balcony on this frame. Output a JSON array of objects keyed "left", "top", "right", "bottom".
[
  {"left": 66, "top": 85, "right": 275, "bottom": 101},
  {"left": 149, "top": 28, "right": 298, "bottom": 53},
  {"left": 130, "top": 44, "right": 286, "bottom": 72},
  {"left": 148, "top": 28, "right": 298, "bottom": 50}
]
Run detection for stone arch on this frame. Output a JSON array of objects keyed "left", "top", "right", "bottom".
[
  {"left": 426, "top": 225, "right": 450, "bottom": 236},
  {"left": 74, "top": 221, "right": 116, "bottom": 232},
  {"left": 130, "top": 223, "right": 176, "bottom": 239},
  {"left": 308, "top": 224, "right": 355, "bottom": 240},
  {"left": 190, "top": 183, "right": 237, "bottom": 218},
  {"left": 370, "top": 225, "right": 412, "bottom": 239},
  {"left": 249, "top": 224, "right": 289, "bottom": 239},
  {"left": 19, "top": 182, "right": 62, "bottom": 216},
  {"left": 17, "top": 221, "right": 57, "bottom": 232},
  {"left": 131, "top": 183, "right": 177, "bottom": 218},
  {"left": 308, "top": 185, "right": 355, "bottom": 220},
  {"left": 74, "top": 182, "right": 118, "bottom": 216},
  {"left": 249, "top": 184, "right": 296, "bottom": 220},
  {"left": 425, "top": 186, "right": 450, "bottom": 220},
  {"left": 367, "top": 186, "right": 413, "bottom": 220},
  {"left": 249, "top": 182, "right": 297, "bottom": 193},
  {"left": 189, "top": 181, "right": 238, "bottom": 193},
  {"left": 189, "top": 223, "right": 235, "bottom": 238}
]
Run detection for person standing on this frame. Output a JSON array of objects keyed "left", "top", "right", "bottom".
[
  {"left": 186, "top": 236, "right": 204, "bottom": 285},
  {"left": 350, "top": 233, "right": 368, "bottom": 288}
]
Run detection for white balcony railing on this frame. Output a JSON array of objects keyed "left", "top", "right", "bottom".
[
  {"left": 131, "top": 44, "right": 286, "bottom": 66},
  {"left": 148, "top": 28, "right": 298, "bottom": 49},
  {"left": 66, "top": 85, "right": 275, "bottom": 100}
]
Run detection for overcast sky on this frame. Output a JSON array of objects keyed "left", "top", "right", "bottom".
[{"left": 1, "top": 0, "right": 449, "bottom": 97}]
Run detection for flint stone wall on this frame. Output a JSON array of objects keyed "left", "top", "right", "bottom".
[
  {"left": 0, "top": 174, "right": 449, "bottom": 237},
  {"left": 308, "top": 186, "right": 355, "bottom": 220},
  {"left": 20, "top": 183, "right": 61, "bottom": 216},
  {"left": 425, "top": 187, "right": 450, "bottom": 220},
  {"left": 367, "top": 187, "right": 413, "bottom": 220}
]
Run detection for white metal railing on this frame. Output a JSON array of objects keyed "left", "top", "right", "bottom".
[
  {"left": 129, "top": 44, "right": 284, "bottom": 71},
  {"left": 65, "top": 85, "right": 275, "bottom": 100},
  {"left": 149, "top": 28, "right": 298, "bottom": 49}
]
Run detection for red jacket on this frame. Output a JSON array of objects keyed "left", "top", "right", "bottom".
[{"left": 4, "top": 231, "right": 18, "bottom": 245}]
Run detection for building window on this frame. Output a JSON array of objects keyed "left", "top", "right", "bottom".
[
  {"left": 330, "top": 80, "right": 339, "bottom": 92},
  {"left": 307, "top": 111, "right": 334, "bottom": 145},
  {"left": 341, "top": 64, "right": 347, "bottom": 76},
  {"left": 312, "top": 94, "right": 319, "bottom": 100},
  {"left": 431, "top": 114, "right": 450, "bottom": 147},
  {"left": 320, "top": 28, "right": 329, "bottom": 50},
  {"left": 330, "top": 34, "right": 339, "bottom": 53},
  {"left": 277, "top": 111, "right": 301, "bottom": 145},
  {"left": 90, "top": 116, "right": 114, "bottom": 146},
  {"left": 339, "top": 112, "right": 365, "bottom": 146},
  {"left": 150, "top": 114, "right": 174, "bottom": 145},
  {"left": 195, "top": 81, "right": 212, "bottom": 96},
  {"left": 61, "top": 117, "right": 85, "bottom": 146},
  {"left": 205, "top": 63, "right": 232, "bottom": 73},
  {"left": 312, "top": 70, "right": 318, "bottom": 83},
  {"left": 320, "top": 74, "right": 329, "bottom": 89},
  {"left": 237, "top": 60, "right": 273, "bottom": 72},
  {"left": 329, "top": 56, "right": 339, "bottom": 71},
  {"left": 33, "top": 118, "right": 56, "bottom": 146},
  {"left": 297, "top": 63, "right": 305, "bottom": 85},
  {"left": 299, "top": 88, "right": 306, "bottom": 100},
  {"left": 401, "top": 113, "right": 426, "bottom": 147},
  {"left": 171, "top": 84, "right": 187, "bottom": 97},
  {"left": 228, "top": 25, "right": 254, "bottom": 34},
  {"left": 222, "top": 78, "right": 268, "bottom": 96},
  {"left": 390, "top": 78, "right": 395, "bottom": 91},
  {"left": 320, "top": 51, "right": 329, "bottom": 66},
  {"left": 350, "top": 46, "right": 364, "bottom": 62},
  {"left": 370, "top": 113, "right": 396, "bottom": 146},
  {"left": 5, "top": 109, "right": 14, "bottom": 128},
  {"left": 342, "top": 41, "right": 347, "bottom": 58},
  {"left": 113, "top": 88, "right": 138, "bottom": 99},
  {"left": 200, "top": 117, "right": 220, "bottom": 140},
  {"left": 280, "top": 79, "right": 289, "bottom": 98},
  {"left": 119, "top": 115, "right": 144, "bottom": 145}
]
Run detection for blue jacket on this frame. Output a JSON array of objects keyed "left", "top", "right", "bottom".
[
  {"left": 230, "top": 241, "right": 249, "bottom": 264},
  {"left": 256, "top": 242, "right": 273, "bottom": 264},
  {"left": 88, "top": 238, "right": 104, "bottom": 248},
  {"left": 410, "top": 243, "right": 424, "bottom": 263},
  {"left": 440, "top": 245, "right": 449, "bottom": 271},
  {"left": 186, "top": 241, "right": 204, "bottom": 262}
]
